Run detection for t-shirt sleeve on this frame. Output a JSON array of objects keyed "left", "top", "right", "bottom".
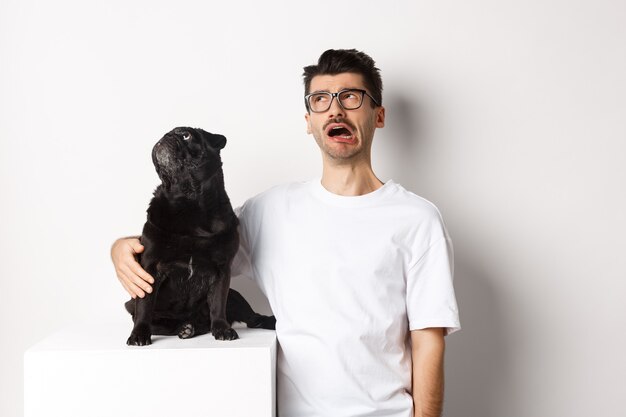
[
  {"left": 406, "top": 233, "right": 461, "bottom": 336},
  {"left": 230, "top": 204, "right": 255, "bottom": 283}
]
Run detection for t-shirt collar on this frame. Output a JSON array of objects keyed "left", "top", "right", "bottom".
[{"left": 309, "top": 177, "right": 395, "bottom": 207}]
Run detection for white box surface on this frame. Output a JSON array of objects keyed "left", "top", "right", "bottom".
[{"left": 24, "top": 322, "right": 277, "bottom": 417}]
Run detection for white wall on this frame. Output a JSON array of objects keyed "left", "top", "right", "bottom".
[{"left": 1, "top": 1, "right": 625, "bottom": 416}]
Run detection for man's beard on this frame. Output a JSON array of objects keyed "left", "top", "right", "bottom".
[
  {"left": 314, "top": 118, "right": 374, "bottom": 162},
  {"left": 319, "top": 138, "right": 363, "bottom": 161}
]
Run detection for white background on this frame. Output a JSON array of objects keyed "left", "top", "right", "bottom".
[{"left": 1, "top": 1, "right": 625, "bottom": 416}]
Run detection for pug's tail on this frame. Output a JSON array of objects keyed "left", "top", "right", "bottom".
[{"left": 226, "top": 288, "right": 276, "bottom": 330}]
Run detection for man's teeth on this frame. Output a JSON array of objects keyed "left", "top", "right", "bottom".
[{"left": 330, "top": 126, "right": 353, "bottom": 138}]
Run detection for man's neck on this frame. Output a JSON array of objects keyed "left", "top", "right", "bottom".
[{"left": 320, "top": 161, "right": 384, "bottom": 196}]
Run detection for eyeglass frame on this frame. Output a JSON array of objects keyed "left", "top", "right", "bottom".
[{"left": 304, "top": 88, "right": 381, "bottom": 113}]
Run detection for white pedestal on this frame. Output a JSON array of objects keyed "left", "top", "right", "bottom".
[{"left": 24, "top": 322, "right": 276, "bottom": 417}]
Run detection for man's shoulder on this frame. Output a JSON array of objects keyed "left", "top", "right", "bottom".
[
  {"left": 386, "top": 181, "right": 445, "bottom": 220},
  {"left": 251, "top": 180, "right": 309, "bottom": 202},
  {"left": 236, "top": 179, "right": 310, "bottom": 215}
]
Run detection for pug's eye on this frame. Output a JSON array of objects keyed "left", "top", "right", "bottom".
[{"left": 182, "top": 132, "right": 191, "bottom": 141}]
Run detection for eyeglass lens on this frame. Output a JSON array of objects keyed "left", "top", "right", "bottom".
[{"left": 308, "top": 90, "right": 363, "bottom": 112}]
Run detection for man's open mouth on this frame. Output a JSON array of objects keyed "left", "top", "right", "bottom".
[{"left": 325, "top": 123, "right": 355, "bottom": 142}]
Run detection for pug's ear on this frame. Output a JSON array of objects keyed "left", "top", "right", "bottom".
[
  {"left": 197, "top": 128, "right": 227, "bottom": 150},
  {"left": 211, "top": 133, "right": 227, "bottom": 150}
]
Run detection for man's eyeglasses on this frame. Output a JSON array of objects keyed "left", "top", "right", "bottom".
[{"left": 305, "top": 88, "right": 380, "bottom": 113}]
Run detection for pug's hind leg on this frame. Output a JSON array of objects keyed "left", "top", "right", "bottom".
[
  {"left": 177, "top": 311, "right": 211, "bottom": 339},
  {"left": 227, "top": 288, "right": 276, "bottom": 330},
  {"left": 177, "top": 322, "right": 210, "bottom": 339},
  {"left": 178, "top": 323, "right": 195, "bottom": 339}
]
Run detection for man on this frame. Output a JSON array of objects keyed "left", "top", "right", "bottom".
[{"left": 111, "top": 49, "right": 461, "bottom": 417}]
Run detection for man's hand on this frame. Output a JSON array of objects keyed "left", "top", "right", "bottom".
[
  {"left": 111, "top": 237, "right": 155, "bottom": 298},
  {"left": 411, "top": 327, "right": 445, "bottom": 417}
]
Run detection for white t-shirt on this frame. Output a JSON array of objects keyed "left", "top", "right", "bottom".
[{"left": 232, "top": 178, "right": 461, "bottom": 417}]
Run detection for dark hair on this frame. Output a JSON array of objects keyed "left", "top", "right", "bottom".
[{"left": 302, "top": 49, "right": 383, "bottom": 111}]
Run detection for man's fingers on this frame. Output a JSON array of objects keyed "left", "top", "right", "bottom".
[
  {"left": 111, "top": 237, "right": 150, "bottom": 298},
  {"left": 122, "top": 271, "right": 146, "bottom": 298},
  {"left": 130, "top": 262, "right": 155, "bottom": 285},
  {"left": 117, "top": 275, "right": 137, "bottom": 298},
  {"left": 116, "top": 270, "right": 139, "bottom": 299},
  {"left": 121, "top": 264, "right": 152, "bottom": 294},
  {"left": 129, "top": 240, "right": 145, "bottom": 254},
  {"left": 127, "top": 281, "right": 146, "bottom": 299}
]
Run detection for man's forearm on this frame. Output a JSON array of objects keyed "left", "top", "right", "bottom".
[{"left": 411, "top": 329, "right": 445, "bottom": 417}]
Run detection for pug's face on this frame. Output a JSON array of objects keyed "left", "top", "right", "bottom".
[{"left": 152, "top": 127, "right": 226, "bottom": 190}]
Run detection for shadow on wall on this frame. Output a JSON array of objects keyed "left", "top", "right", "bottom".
[
  {"left": 383, "top": 92, "right": 514, "bottom": 417},
  {"left": 377, "top": 93, "right": 420, "bottom": 177},
  {"left": 444, "top": 257, "right": 514, "bottom": 417}
]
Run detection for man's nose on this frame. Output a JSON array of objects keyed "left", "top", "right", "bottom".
[{"left": 327, "top": 96, "right": 345, "bottom": 118}]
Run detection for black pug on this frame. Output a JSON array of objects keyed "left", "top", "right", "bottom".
[{"left": 125, "top": 127, "right": 275, "bottom": 346}]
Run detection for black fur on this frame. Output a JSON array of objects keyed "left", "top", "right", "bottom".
[{"left": 125, "top": 127, "right": 275, "bottom": 346}]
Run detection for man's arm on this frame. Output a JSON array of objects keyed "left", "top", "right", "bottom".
[{"left": 411, "top": 327, "right": 446, "bottom": 417}]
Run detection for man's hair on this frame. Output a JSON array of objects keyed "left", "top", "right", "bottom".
[{"left": 302, "top": 49, "right": 383, "bottom": 111}]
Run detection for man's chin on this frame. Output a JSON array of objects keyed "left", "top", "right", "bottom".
[
  {"left": 322, "top": 144, "right": 363, "bottom": 161},
  {"left": 313, "top": 134, "right": 364, "bottom": 161}
]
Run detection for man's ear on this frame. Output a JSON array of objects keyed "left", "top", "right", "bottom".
[
  {"left": 375, "top": 106, "right": 385, "bottom": 128},
  {"left": 197, "top": 128, "right": 227, "bottom": 150},
  {"left": 305, "top": 113, "right": 312, "bottom": 134}
]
